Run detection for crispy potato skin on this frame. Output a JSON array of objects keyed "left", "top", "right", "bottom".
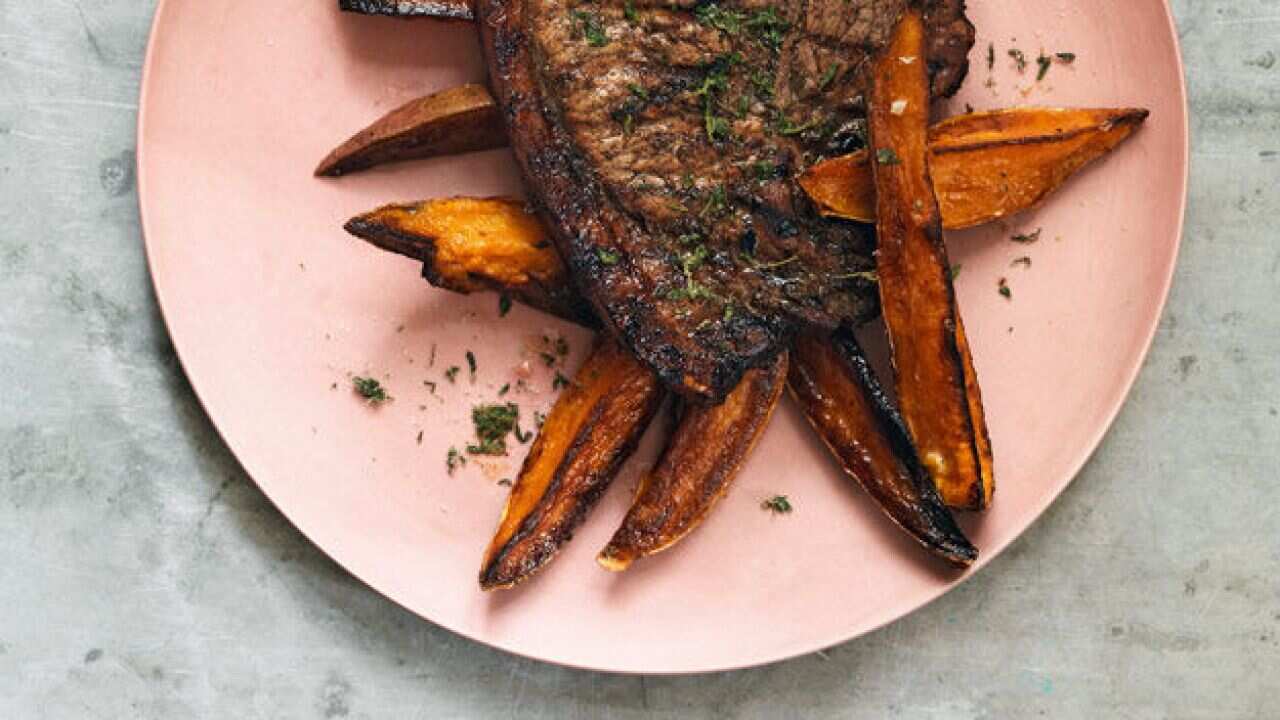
[
  {"left": 315, "top": 84, "right": 503, "bottom": 177},
  {"left": 339, "top": 0, "right": 475, "bottom": 19},
  {"left": 346, "top": 196, "right": 980, "bottom": 558},
  {"left": 789, "top": 331, "right": 975, "bottom": 566},
  {"left": 480, "top": 339, "right": 665, "bottom": 590},
  {"left": 597, "top": 353, "right": 789, "bottom": 571},
  {"left": 869, "top": 8, "right": 993, "bottom": 510},
  {"left": 799, "top": 106, "right": 1149, "bottom": 227},
  {"left": 344, "top": 197, "right": 598, "bottom": 326}
]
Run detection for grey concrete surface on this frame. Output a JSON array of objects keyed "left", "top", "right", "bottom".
[{"left": 0, "top": 0, "right": 1276, "bottom": 717}]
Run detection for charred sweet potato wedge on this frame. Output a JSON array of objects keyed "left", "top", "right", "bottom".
[
  {"left": 789, "top": 331, "right": 976, "bottom": 566},
  {"left": 338, "top": 0, "right": 474, "bottom": 21},
  {"left": 799, "top": 106, "right": 1149, "bottom": 228},
  {"left": 315, "top": 84, "right": 503, "bottom": 177},
  {"left": 344, "top": 197, "right": 597, "bottom": 326},
  {"left": 479, "top": 339, "right": 665, "bottom": 590},
  {"left": 597, "top": 353, "right": 789, "bottom": 571},
  {"left": 869, "top": 8, "right": 994, "bottom": 510}
]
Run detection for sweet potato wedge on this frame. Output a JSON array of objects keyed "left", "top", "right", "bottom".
[
  {"left": 315, "top": 84, "right": 502, "bottom": 177},
  {"left": 344, "top": 200, "right": 975, "bottom": 551},
  {"left": 789, "top": 331, "right": 976, "bottom": 566},
  {"left": 344, "top": 197, "right": 597, "bottom": 326},
  {"left": 597, "top": 353, "right": 789, "bottom": 571},
  {"left": 869, "top": 7, "right": 994, "bottom": 510},
  {"left": 338, "top": 0, "right": 474, "bottom": 21},
  {"left": 479, "top": 338, "right": 665, "bottom": 590},
  {"left": 799, "top": 106, "right": 1149, "bottom": 228}
]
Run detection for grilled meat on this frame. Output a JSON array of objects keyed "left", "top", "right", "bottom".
[{"left": 481, "top": 0, "right": 973, "bottom": 398}]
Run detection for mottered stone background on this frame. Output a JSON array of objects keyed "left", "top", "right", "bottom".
[{"left": 0, "top": 1, "right": 1277, "bottom": 717}]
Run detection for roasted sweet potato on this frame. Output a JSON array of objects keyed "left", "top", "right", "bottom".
[
  {"left": 789, "top": 331, "right": 976, "bottom": 566},
  {"left": 315, "top": 84, "right": 503, "bottom": 177},
  {"left": 799, "top": 106, "right": 1149, "bottom": 228},
  {"left": 338, "top": 0, "right": 474, "bottom": 21},
  {"left": 597, "top": 353, "right": 789, "bottom": 571},
  {"left": 479, "top": 339, "right": 665, "bottom": 590},
  {"left": 344, "top": 197, "right": 597, "bottom": 326},
  {"left": 869, "top": 7, "right": 994, "bottom": 510}
]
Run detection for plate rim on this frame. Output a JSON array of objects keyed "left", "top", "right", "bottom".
[{"left": 135, "top": 0, "right": 1190, "bottom": 674}]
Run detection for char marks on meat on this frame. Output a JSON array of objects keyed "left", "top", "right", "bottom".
[{"left": 483, "top": 0, "right": 973, "bottom": 399}]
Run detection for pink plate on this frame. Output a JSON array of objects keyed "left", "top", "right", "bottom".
[{"left": 138, "top": 0, "right": 1187, "bottom": 672}]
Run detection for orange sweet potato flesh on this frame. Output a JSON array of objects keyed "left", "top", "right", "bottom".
[
  {"left": 315, "top": 84, "right": 503, "bottom": 176},
  {"left": 800, "top": 106, "right": 1149, "bottom": 228},
  {"left": 479, "top": 338, "right": 665, "bottom": 590},
  {"left": 789, "top": 331, "right": 976, "bottom": 566},
  {"left": 343, "top": 197, "right": 597, "bottom": 326},
  {"left": 597, "top": 353, "right": 789, "bottom": 571},
  {"left": 869, "top": 8, "right": 994, "bottom": 510}
]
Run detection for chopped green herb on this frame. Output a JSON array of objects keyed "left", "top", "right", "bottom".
[
  {"left": 695, "top": 3, "right": 746, "bottom": 34},
  {"left": 776, "top": 115, "right": 818, "bottom": 136},
  {"left": 416, "top": 430, "right": 424, "bottom": 445},
  {"left": 761, "top": 495, "right": 792, "bottom": 514},
  {"left": 624, "top": 0, "right": 637, "bottom": 23},
  {"left": 513, "top": 421, "right": 533, "bottom": 444},
  {"left": 736, "top": 94, "right": 751, "bottom": 118},
  {"left": 1011, "top": 227, "right": 1042, "bottom": 244},
  {"left": 987, "top": 42, "right": 995, "bottom": 70},
  {"left": 498, "top": 478, "right": 513, "bottom": 487},
  {"left": 572, "top": 10, "right": 609, "bottom": 47},
  {"left": 539, "top": 351, "right": 557, "bottom": 367},
  {"left": 353, "top": 376, "right": 391, "bottom": 404},
  {"left": 750, "top": 69, "right": 774, "bottom": 99},
  {"left": 745, "top": 8, "right": 789, "bottom": 51},
  {"left": 596, "top": 246, "right": 622, "bottom": 265},
  {"left": 680, "top": 245, "right": 709, "bottom": 274},
  {"left": 1011, "top": 256, "right": 1032, "bottom": 268},
  {"left": 466, "top": 351, "right": 477, "bottom": 378},
  {"left": 705, "top": 113, "right": 731, "bottom": 141},
  {"left": 965, "top": 102, "right": 975, "bottom": 114},
  {"left": 444, "top": 366, "right": 460, "bottom": 383},
  {"left": 700, "top": 186, "right": 728, "bottom": 217},
  {"left": 950, "top": 264, "right": 962, "bottom": 280},
  {"left": 1036, "top": 52, "right": 1052, "bottom": 81},
  {"left": 875, "top": 148, "right": 901, "bottom": 165},
  {"left": 423, "top": 380, "right": 437, "bottom": 394},
  {"left": 466, "top": 403, "right": 522, "bottom": 456},
  {"left": 1008, "top": 48, "right": 1027, "bottom": 72},
  {"left": 998, "top": 277, "right": 1012, "bottom": 299},
  {"left": 552, "top": 371, "right": 571, "bottom": 390},
  {"left": 818, "top": 64, "right": 839, "bottom": 91},
  {"left": 534, "top": 411, "right": 547, "bottom": 429},
  {"left": 498, "top": 383, "right": 511, "bottom": 396},
  {"left": 554, "top": 337, "right": 570, "bottom": 357},
  {"left": 695, "top": 54, "right": 739, "bottom": 142},
  {"left": 627, "top": 83, "right": 649, "bottom": 100},
  {"left": 446, "top": 446, "right": 466, "bottom": 475},
  {"left": 1055, "top": 52, "right": 1076, "bottom": 64},
  {"left": 498, "top": 294, "right": 512, "bottom": 317},
  {"left": 622, "top": 112, "right": 635, "bottom": 135}
]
